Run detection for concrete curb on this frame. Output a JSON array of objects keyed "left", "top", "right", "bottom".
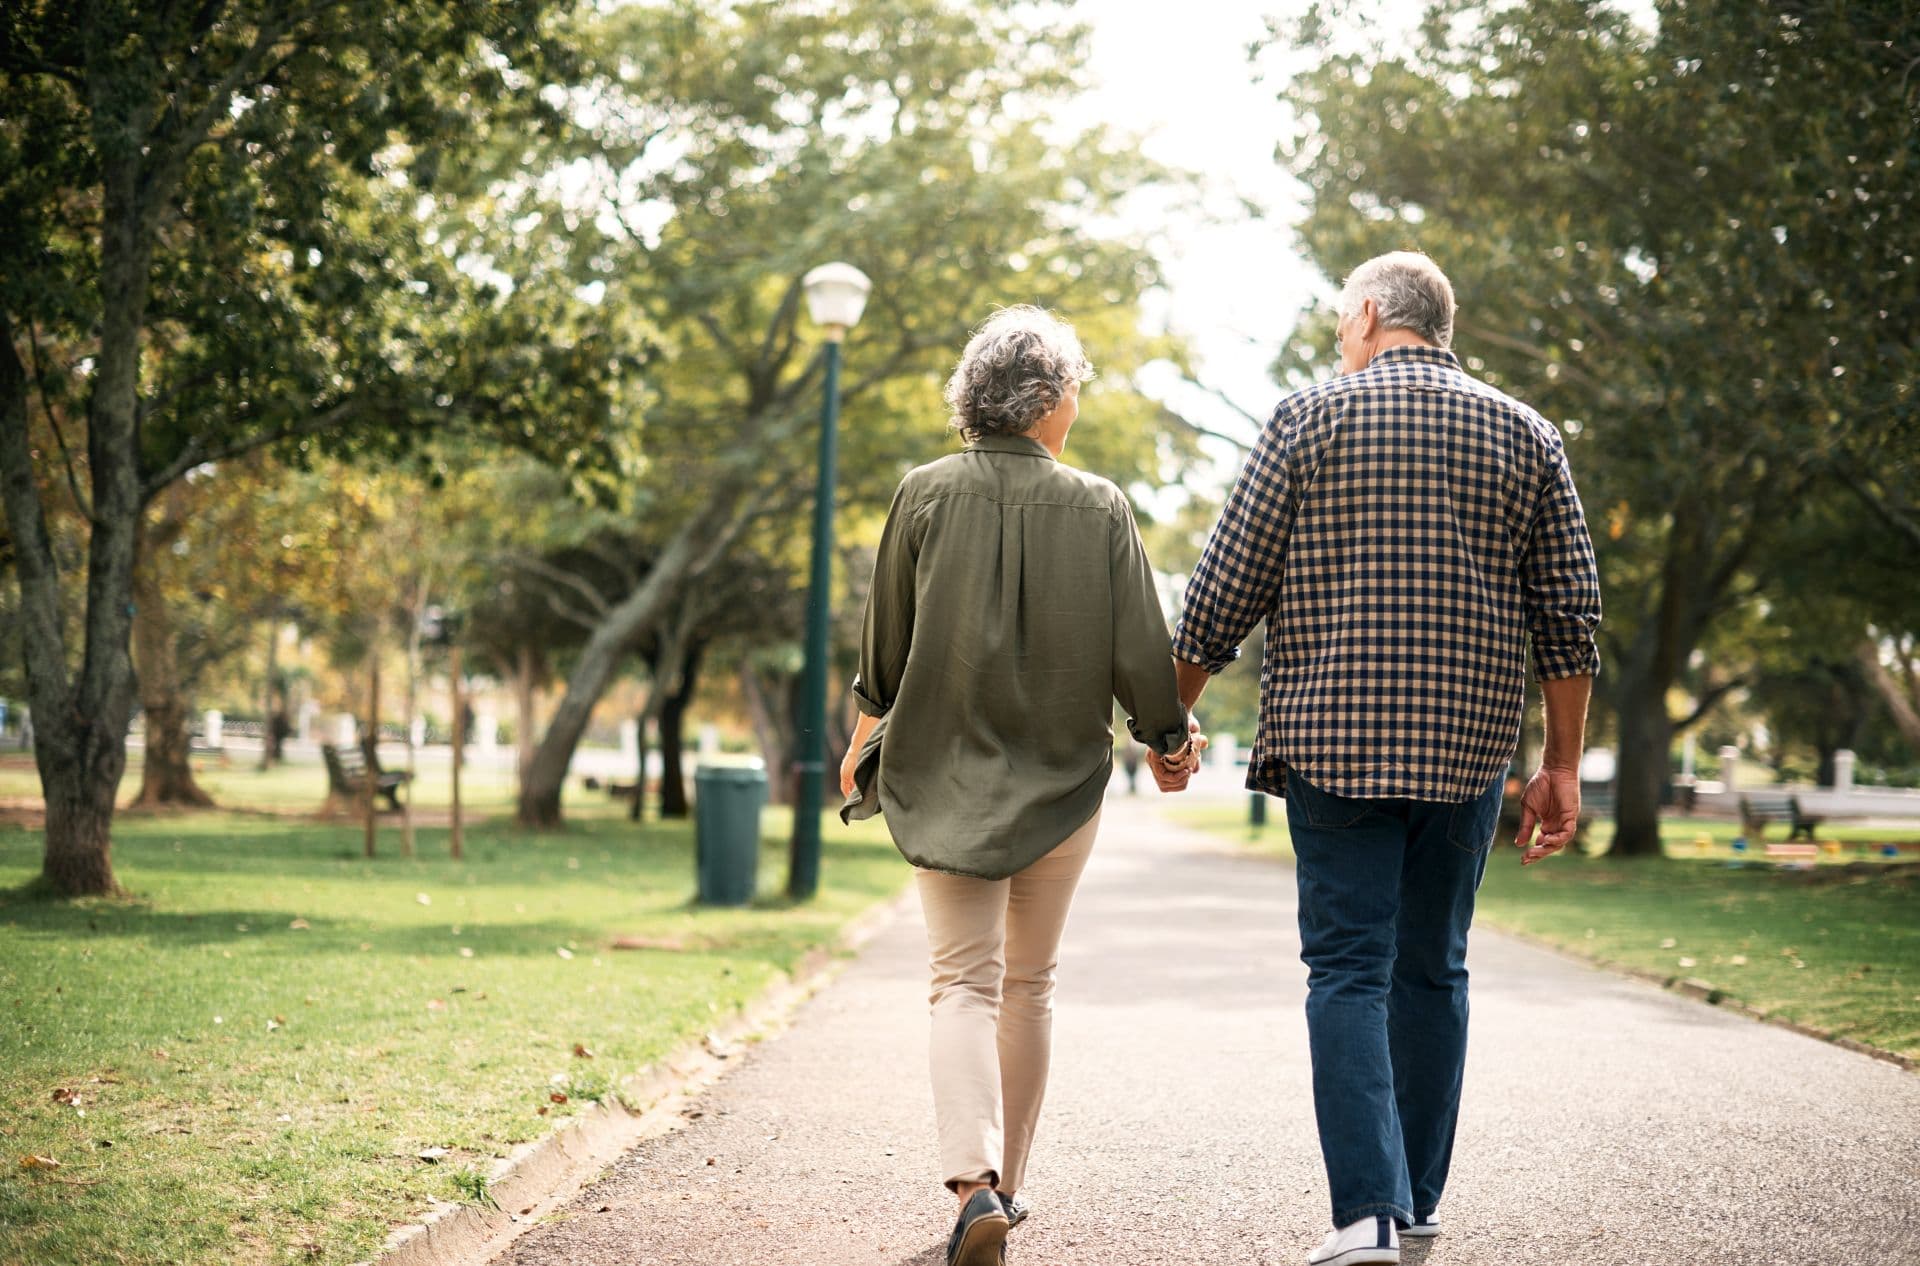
[
  {"left": 355, "top": 886, "right": 916, "bottom": 1266},
  {"left": 1484, "top": 923, "right": 1917, "bottom": 1073},
  {"left": 1177, "top": 805, "right": 1918, "bottom": 1075}
]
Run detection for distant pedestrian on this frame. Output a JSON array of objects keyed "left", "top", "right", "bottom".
[
  {"left": 840, "top": 306, "right": 1200, "bottom": 1266},
  {"left": 1164, "top": 252, "right": 1602, "bottom": 1266}
]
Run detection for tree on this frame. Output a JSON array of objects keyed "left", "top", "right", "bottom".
[
  {"left": 1265, "top": 0, "right": 1920, "bottom": 853},
  {"left": 506, "top": 0, "right": 1202, "bottom": 827},
  {"left": 0, "top": 1, "right": 619, "bottom": 894}
]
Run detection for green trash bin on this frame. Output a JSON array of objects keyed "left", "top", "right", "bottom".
[{"left": 694, "top": 760, "right": 768, "bottom": 906}]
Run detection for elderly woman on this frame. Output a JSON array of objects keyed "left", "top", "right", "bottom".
[{"left": 839, "top": 306, "right": 1197, "bottom": 1266}]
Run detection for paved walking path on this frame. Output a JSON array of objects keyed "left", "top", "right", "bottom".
[{"left": 491, "top": 793, "right": 1920, "bottom": 1266}]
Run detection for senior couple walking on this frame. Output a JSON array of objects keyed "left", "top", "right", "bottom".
[{"left": 837, "top": 251, "right": 1603, "bottom": 1266}]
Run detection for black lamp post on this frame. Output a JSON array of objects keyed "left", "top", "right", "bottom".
[
  {"left": 421, "top": 604, "right": 466, "bottom": 860},
  {"left": 788, "top": 261, "right": 872, "bottom": 900}
]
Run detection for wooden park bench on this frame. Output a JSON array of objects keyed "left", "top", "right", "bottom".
[
  {"left": 1738, "top": 793, "right": 1821, "bottom": 842},
  {"left": 321, "top": 742, "right": 412, "bottom": 812}
]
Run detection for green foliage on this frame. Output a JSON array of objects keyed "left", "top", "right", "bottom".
[{"left": 1262, "top": 0, "right": 1920, "bottom": 834}]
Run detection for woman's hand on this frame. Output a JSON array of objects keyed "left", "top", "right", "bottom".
[
  {"left": 839, "top": 743, "right": 860, "bottom": 799},
  {"left": 840, "top": 712, "right": 882, "bottom": 800}
]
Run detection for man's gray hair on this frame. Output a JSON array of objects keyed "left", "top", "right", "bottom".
[
  {"left": 1338, "top": 251, "right": 1456, "bottom": 349},
  {"left": 944, "top": 305, "right": 1095, "bottom": 443}
]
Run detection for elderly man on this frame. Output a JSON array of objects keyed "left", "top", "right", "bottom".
[{"left": 1160, "top": 252, "right": 1601, "bottom": 1266}]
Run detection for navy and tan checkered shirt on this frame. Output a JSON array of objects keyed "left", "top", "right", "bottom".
[{"left": 1172, "top": 345, "right": 1602, "bottom": 803}]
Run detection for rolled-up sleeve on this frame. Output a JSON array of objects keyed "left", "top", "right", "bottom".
[
  {"left": 1171, "top": 402, "right": 1301, "bottom": 673},
  {"left": 1520, "top": 448, "right": 1603, "bottom": 680},
  {"left": 851, "top": 478, "right": 919, "bottom": 718},
  {"left": 1110, "top": 497, "right": 1188, "bottom": 755}
]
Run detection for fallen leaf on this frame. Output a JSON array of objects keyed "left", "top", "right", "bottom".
[
  {"left": 555, "top": 947, "right": 574, "bottom": 960},
  {"left": 536, "top": 1106, "right": 550, "bottom": 1116},
  {"left": 1729, "top": 955, "right": 1748, "bottom": 966},
  {"left": 573, "top": 1043, "right": 594, "bottom": 1059},
  {"left": 415, "top": 893, "right": 432, "bottom": 906},
  {"left": 426, "top": 999, "right": 447, "bottom": 1012},
  {"left": 51, "top": 1088, "right": 75, "bottom": 1105},
  {"left": 549, "top": 1092, "right": 568, "bottom": 1104},
  {"left": 458, "top": 947, "right": 474, "bottom": 959},
  {"left": 611, "top": 935, "right": 687, "bottom": 952},
  {"left": 1677, "top": 957, "right": 1696, "bottom": 968},
  {"left": 417, "top": 1147, "right": 449, "bottom": 1163},
  {"left": 20, "top": 1155, "right": 60, "bottom": 1170},
  {"left": 277, "top": 1114, "right": 292, "bottom": 1123},
  {"left": 266, "top": 1018, "right": 283, "bottom": 1031},
  {"left": 150, "top": 1050, "right": 168, "bottom": 1061},
  {"left": 1659, "top": 938, "right": 1677, "bottom": 949},
  {"left": 288, "top": 919, "right": 310, "bottom": 930}
]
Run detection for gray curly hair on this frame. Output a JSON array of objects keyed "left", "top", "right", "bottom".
[{"left": 944, "top": 306, "right": 1095, "bottom": 443}]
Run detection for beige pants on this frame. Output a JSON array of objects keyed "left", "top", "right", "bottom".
[{"left": 914, "top": 809, "right": 1100, "bottom": 1194}]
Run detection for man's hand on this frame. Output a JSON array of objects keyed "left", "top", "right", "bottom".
[
  {"left": 1515, "top": 765, "right": 1581, "bottom": 865},
  {"left": 839, "top": 745, "right": 860, "bottom": 799},
  {"left": 1146, "top": 717, "right": 1208, "bottom": 793}
]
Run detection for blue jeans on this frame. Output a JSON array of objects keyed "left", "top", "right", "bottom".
[{"left": 1285, "top": 767, "right": 1502, "bottom": 1229}]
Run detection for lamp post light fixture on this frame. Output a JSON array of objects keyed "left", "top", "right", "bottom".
[{"left": 789, "top": 262, "right": 872, "bottom": 900}]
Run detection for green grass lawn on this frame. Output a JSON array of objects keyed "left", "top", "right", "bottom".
[
  {"left": 0, "top": 796, "right": 910, "bottom": 1265},
  {"left": 0, "top": 748, "right": 524, "bottom": 813},
  {"left": 1171, "top": 804, "right": 1920, "bottom": 1064}
]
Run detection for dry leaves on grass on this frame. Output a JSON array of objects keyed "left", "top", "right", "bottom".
[
  {"left": 20, "top": 1154, "right": 60, "bottom": 1170},
  {"left": 573, "top": 1043, "right": 594, "bottom": 1059},
  {"left": 611, "top": 935, "right": 687, "bottom": 952}
]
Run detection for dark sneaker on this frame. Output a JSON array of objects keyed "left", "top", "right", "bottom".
[
  {"left": 945, "top": 1189, "right": 1009, "bottom": 1266},
  {"left": 995, "top": 1191, "right": 1030, "bottom": 1229}
]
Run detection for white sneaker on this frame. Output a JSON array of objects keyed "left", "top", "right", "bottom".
[
  {"left": 1403, "top": 1213, "right": 1440, "bottom": 1238},
  {"left": 1308, "top": 1215, "right": 1400, "bottom": 1265}
]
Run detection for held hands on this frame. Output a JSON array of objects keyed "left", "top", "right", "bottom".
[
  {"left": 1146, "top": 717, "right": 1208, "bottom": 794},
  {"left": 1515, "top": 765, "right": 1581, "bottom": 865}
]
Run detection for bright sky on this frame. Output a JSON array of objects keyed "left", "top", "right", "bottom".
[{"left": 1071, "top": 2, "right": 1341, "bottom": 453}]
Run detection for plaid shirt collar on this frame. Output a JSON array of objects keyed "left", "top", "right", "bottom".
[{"left": 1363, "top": 344, "right": 1462, "bottom": 372}]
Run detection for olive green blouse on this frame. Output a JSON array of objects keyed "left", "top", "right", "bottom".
[{"left": 842, "top": 433, "right": 1188, "bottom": 879}]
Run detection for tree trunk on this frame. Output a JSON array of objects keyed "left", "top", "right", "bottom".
[
  {"left": 657, "top": 642, "right": 704, "bottom": 819},
  {"left": 260, "top": 609, "right": 286, "bottom": 768},
  {"left": 130, "top": 503, "right": 214, "bottom": 808},
  {"left": 510, "top": 645, "right": 540, "bottom": 791},
  {"left": 0, "top": 146, "right": 150, "bottom": 895},
  {"left": 1858, "top": 639, "right": 1920, "bottom": 752},
  {"left": 516, "top": 510, "right": 726, "bottom": 828},
  {"left": 740, "top": 663, "right": 796, "bottom": 807},
  {"left": 1609, "top": 665, "right": 1672, "bottom": 858},
  {"left": 41, "top": 750, "right": 124, "bottom": 896}
]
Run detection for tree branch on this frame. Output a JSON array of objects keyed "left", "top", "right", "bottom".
[
  {"left": 1836, "top": 467, "right": 1920, "bottom": 554},
  {"left": 1673, "top": 676, "right": 1744, "bottom": 731},
  {"left": 141, "top": 398, "right": 365, "bottom": 500},
  {"left": 1454, "top": 317, "right": 1628, "bottom": 408},
  {"left": 25, "top": 318, "right": 93, "bottom": 522},
  {"left": 505, "top": 554, "right": 614, "bottom": 620}
]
